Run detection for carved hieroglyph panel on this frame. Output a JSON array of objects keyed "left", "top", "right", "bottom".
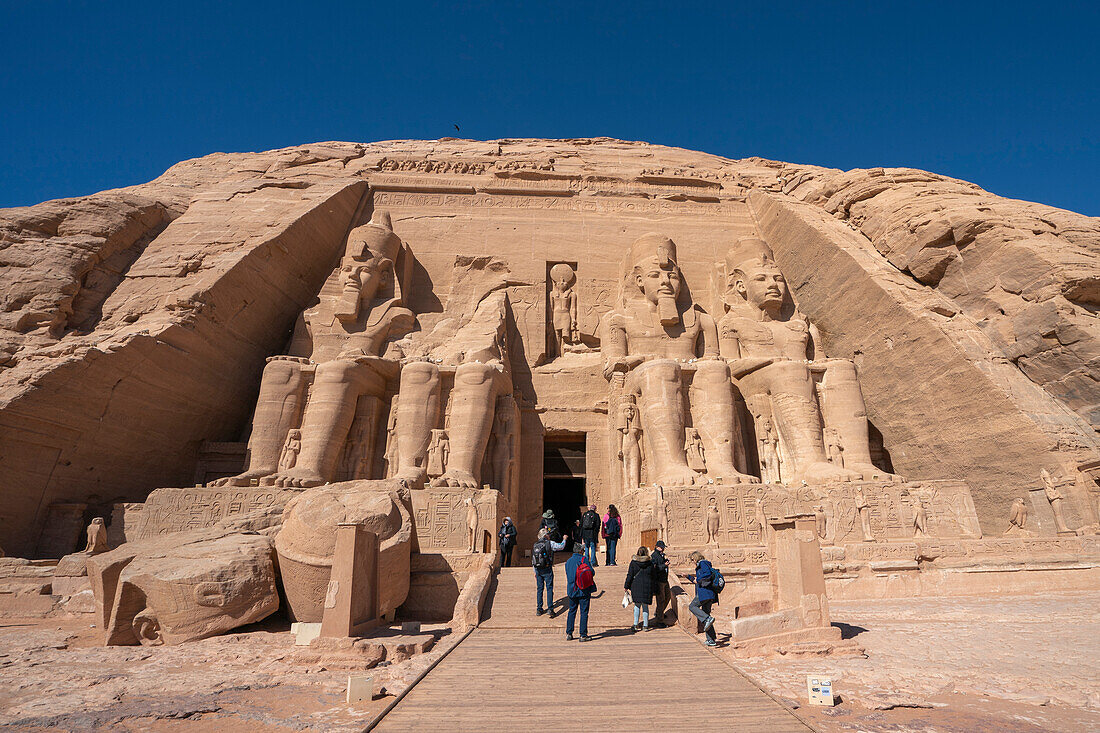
[
  {"left": 410, "top": 488, "right": 500, "bottom": 552},
  {"left": 129, "top": 487, "right": 294, "bottom": 540},
  {"left": 622, "top": 479, "right": 980, "bottom": 548}
]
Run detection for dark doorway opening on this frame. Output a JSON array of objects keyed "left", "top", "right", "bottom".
[{"left": 543, "top": 436, "right": 586, "bottom": 551}]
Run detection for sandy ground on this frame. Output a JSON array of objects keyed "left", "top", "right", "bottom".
[
  {"left": 730, "top": 591, "right": 1100, "bottom": 732},
  {"left": 1, "top": 592, "right": 1098, "bottom": 731}
]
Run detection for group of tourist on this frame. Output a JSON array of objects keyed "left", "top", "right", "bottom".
[{"left": 501, "top": 507, "right": 720, "bottom": 645}]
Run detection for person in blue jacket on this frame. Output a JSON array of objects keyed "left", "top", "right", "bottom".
[
  {"left": 564, "top": 541, "right": 595, "bottom": 642},
  {"left": 685, "top": 550, "right": 718, "bottom": 646}
]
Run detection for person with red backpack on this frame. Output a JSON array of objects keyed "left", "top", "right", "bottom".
[
  {"left": 601, "top": 504, "right": 622, "bottom": 566},
  {"left": 564, "top": 541, "right": 596, "bottom": 641}
]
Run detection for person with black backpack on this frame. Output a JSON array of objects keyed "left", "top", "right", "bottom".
[
  {"left": 540, "top": 509, "right": 564, "bottom": 544},
  {"left": 685, "top": 550, "right": 724, "bottom": 647},
  {"left": 580, "top": 504, "right": 601, "bottom": 567},
  {"left": 532, "top": 527, "right": 567, "bottom": 617},
  {"left": 601, "top": 504, "right": 622, "bottom": 566}
]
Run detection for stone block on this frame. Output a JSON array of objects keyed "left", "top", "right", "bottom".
[{"left": 347, "top": 674, "right": 374, "bottom": 704}]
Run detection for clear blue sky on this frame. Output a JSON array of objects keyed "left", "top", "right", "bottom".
[{"left": 2, "top": 2, "right": 1098, "bottom": 214}]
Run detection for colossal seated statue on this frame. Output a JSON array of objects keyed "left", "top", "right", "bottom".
[
  {"left": 602, "top": 234, "right": 755, "bottom": 487},
  {"left": 214, "top": 213, "right": 514, "bottom": 492},
  {"left": 216, "top": 211, "right": 414, "bottom": 488},
  {"left": 718, "top": 237, "right": 894, "bottom": 484}
]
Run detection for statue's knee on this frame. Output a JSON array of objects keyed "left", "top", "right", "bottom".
[
  {"left": 694, "top": 359, "right": 731, "bottom": 383},
  {"left": 455, "top": 362, "right": 496, "bottom": 387},
  {"left": 400, "top": 361, "right": 440, "bottom": 387},
  {"left": 315, "top": 360, "right": 356, "bottom": 385},
  {"left": 642, "top": 359, "right": 681, "bottom": 383},
  {"left": 262, "top": 359, "right": 302, "bottom": 386}
]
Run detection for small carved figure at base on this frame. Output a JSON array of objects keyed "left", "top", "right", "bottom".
[
  {"left": 84, "top": 518, "right": 108, "bottom": 554},
  {"left": 1040, "top": 468, "right": 1074, "bottom": 535},
  {"left": 1003, "top": 497, "right": 1032, "bottom": 537},
  {"left": 706, "top": 498, "right": 720, "bottom": 547}
]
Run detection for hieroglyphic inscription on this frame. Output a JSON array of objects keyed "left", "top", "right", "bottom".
[
  {"left": 130, "top": 488, "right": 293, "bottom": 540},
  {"left": 630, "top": 479, "right": 980, "bottom": 548},
  {"left": 411, "top": 488, "right": 500, "bottom": 551},
  {"left": 373, "top": 191, "right": 743, "bottom": 216}
]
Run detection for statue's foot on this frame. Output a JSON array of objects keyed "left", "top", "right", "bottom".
[
  {"left": 394, "top": 468, "right": 427, "bottom": 489},
  {"left": 709, "top": 466, "right": 761, "bottom": 484},
  {"left": 656, "top": 465, "right": 703, "bottom": 487},
  {"left": 262, "top": 470, "right": 326, "bottom": 488},
  {"left": 431, "top": 469, "right": 480, "bottom": 490},
  {"left": 209, "top": 469, "right": 273, "bottom": 487},
  {"left": 797, "top": 462, "right": 863, "bottom": 484},
  {"left": 847, "top": 463, "right": 900, "bottom": 482}
]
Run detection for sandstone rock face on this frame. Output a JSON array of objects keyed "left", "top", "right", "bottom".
[
  {"left": 88, "top": 527, "right": 279, "bottom": 645},
  {"left": 1, "top": 138, "right": 1097, "bottom": 553}
]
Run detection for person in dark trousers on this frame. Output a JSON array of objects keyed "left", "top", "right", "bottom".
[
  {"left": 580, "top": 504, "right": 601, "bottom": 567},
  {"left": 498, "top": 517, "right": 517, "bottom": 566},
  {"left": 565, "top": 541, "right": 595, "bottom": 641},
  {"left": 650, "top": 540, "right": 671, "bottom": 627},
  {"left": 532, "top": 527, "right": 567, "bottom": 617},
  {"left": 624, "top": 545, "right": 656, "bottom": 631},
  {"left": 540, "top": 510, "right": 563, "bottom": 544},
  {"left": 685, "top": 550, "right": 718, "bottom": 646},
  {"left": 601, "top": 505, "right": 622, "bottom": 566}
]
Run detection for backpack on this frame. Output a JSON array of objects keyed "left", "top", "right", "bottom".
[
  {"left": 544, "top": 518, "right": 562, "bottom": 543},
  {"left": 710, "top": 567, "right": 726, "bottom": 594},
  {"left": 602, "top": 516, "right": 621, "bottom": 539},
  {"left": 581, "top": 511, "right": 599, "bottom": 532},
  {"left": 532, "top": 539, "right": 553, "bottom": 570},
  {"left": 574, "top": 559, "right": 595, "bottom": 592}
]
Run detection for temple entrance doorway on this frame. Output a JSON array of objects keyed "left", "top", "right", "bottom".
[{"left": 543, "top": 435, "right": 586, "bottom": 553}]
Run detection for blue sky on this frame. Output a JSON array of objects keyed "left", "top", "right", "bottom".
[{"left": 2, "top": 2, "right": 1098, "bottom": 214}]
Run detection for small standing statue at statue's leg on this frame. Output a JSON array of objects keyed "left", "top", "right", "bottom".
[
  {"left": 706, "top": 497, "right": 720, "bottom": 547},
  {"left": 466, "top": 496, "right": 480, "bottom": 554}
]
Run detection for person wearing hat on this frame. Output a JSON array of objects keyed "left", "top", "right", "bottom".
[
  {"left": 624, "top": 545, "right": 657, "bottom": 631},
  {"left": 540, "top": 509, "right": 563, "bottom": 545},
  {"left": 650, "top": 540, "right": 671, "bottom": 627},
  {"left": 498, "top": 517, "right": 517, "bottom": 566}
]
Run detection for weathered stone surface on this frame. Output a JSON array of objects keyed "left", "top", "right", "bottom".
[
  {"left": 0, "top": 137, "right": 1097, "bottom": 558},
  {"left": 88, "top": 528, "right": 279, "bottom": 645},
  {"left": 274, "top": 480, "right": 412, "bottom": 623}
]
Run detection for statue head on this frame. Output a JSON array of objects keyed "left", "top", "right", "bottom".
[
  {"left": 341, "top": 210, "right": 403, "bottom": 305},
  {"left": 725, "top": 238, "right": 788, "bottom": 317},
  {"left": 618, "top": 397, "right": 637, "bottom": 427},
  {"left": 549, "top": 263, "right": 575, "bottom": 292},
  {"left": 630, "top": 233, "right": 683, "bottom": 326},
  {"left": 90, "top": 518, "right": 104, "bottom": 526}
]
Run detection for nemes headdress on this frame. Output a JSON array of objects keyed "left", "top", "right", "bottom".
[
  {"left": 345, "top": 210, "right": 402, "bottom": 264},
  {"left": 631, "top": 233, "right": 678, "bottom": 269},
  {"left": 725, "top": 237, "right": 775, "bottom": 274}
]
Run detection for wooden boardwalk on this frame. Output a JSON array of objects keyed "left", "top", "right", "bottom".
[{"left": 374, "top": 564, "right": 813, "bottom": 732}]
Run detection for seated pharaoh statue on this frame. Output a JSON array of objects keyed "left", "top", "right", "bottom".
[
  {"left": 216, "top": 210, "right": 415, "bottom": 488},
  {"left": 718, "top": 237, "right": 896, "bottom": 484},
  {"left": 602, "top": 233, "right": 756, "bottom": 487},
  {"left": 216, "top": 212, "right": 515, "bottom": 492}
]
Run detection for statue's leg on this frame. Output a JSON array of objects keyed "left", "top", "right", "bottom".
[
  {"left": 274, "top": 360, "right": 385, "bottom": 487},
  {"left": 435, "top": 362, "right": 508, "bottom": 489},
  {"left": 394, "top": 362, "right": 441, "bottom": 487},
  {"left": 740, "top": 361, "right": 861, "bottom": 484},
  {"left": 819, "top": 360, "right": 894, "bottom": 480},
  {"left": 690, "top": 359, "right": 757, "bottom": 483},
  {"left": 631, "top": 360, "right": 698, "bottom": 487},
  {"left": 215, "top": 358, "right": 309, "bottom": 486}
]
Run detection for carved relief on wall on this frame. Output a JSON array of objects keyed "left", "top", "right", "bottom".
[
  {"left": 128, "top": 487, "right": 294, "bottom": 541},
  {"left": 547, "top": 263, "right": 578, "bottom": 359},
  {"left": 618, "top": 479, "right": 978, "bottom": 548},
  {"left": 411, "top": 488, "right": 499, "bottom": 552}
]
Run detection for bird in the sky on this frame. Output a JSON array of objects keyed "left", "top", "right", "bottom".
[{"left": 454, "top": 124, "right": 461, "bottom": 132}]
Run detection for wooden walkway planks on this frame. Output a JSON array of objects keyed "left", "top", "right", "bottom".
[{"left": 374, "top": 565, "right": 813, "bottom": 732}]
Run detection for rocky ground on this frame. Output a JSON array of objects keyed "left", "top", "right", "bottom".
[
  {"left": 732, "top": 591, "right": 1100, "bottom": 732},
  {"left": 1, "top": 592, "right": 1098, "bottom": 731},
  {"left": 0, "top": 614, "right": 458, "bottom": 732}
]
